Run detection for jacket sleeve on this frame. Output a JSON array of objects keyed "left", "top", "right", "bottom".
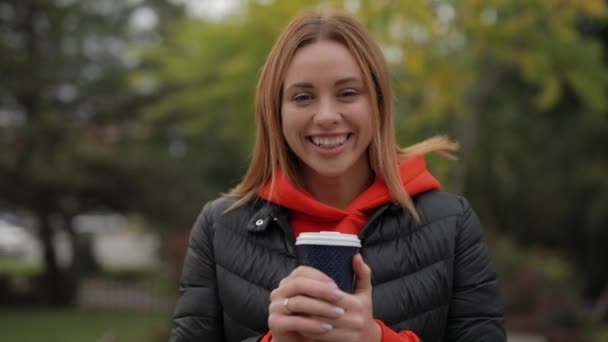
[
  {"left": 444, "top": 197, "right": 506, "bottom": 341},
  {"left": 170, "top": 202, "right": 224, "bottom": 341}
]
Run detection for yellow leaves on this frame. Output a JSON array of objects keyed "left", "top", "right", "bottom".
[
  {"left": 537, "top": 75, "right": 562, "bottom": 110},
  {"left": 566, "top": 69, "right": 608, "bottom": 113},
  {"left": 383, "top": 0, "right": 608, "bottom": 117},
  {"left": 402, "top": 47, "right": 426, "bottom": 75},
  {"left": 574, "top": 0, "right": 607, "bottom": 17},
  {"left": 501, "top": 11, "right": 537, "bottom": 36},
  {"left": 550, "top": 20, "right": 577, "bottom": 42},
  {"left": 139, "top": 0, "right": 608, "bottom": 142}
]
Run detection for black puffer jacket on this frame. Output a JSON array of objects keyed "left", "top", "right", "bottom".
[{"left": 171, "top": 190, "right": 505, "bottom": 341}]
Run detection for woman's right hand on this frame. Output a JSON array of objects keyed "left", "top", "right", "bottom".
[{"left": 268, "top": 266, "right": 347, "bottom": 342}]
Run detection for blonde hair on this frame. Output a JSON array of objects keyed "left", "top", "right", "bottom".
[{"left": 227, "top": 10, "right": 458, "bottom": 218}]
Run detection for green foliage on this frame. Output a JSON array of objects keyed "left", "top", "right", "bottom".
[
  {"left": 135, "top": 0, "right": 322, "bottom": 141},
  {"left": 467, "top": 67, "right": 608, "bottom": 297},
  {"left": 492, "top": 233, "right": 601, "bottom": 339},
  {"left": 331, "top": 0, "right": 608, "bottom": 147},
  {"left": 0, "top": 0, "right": 164, "bottom": 212},
  {"left": 0, "top": 0, "right": 186, "bottom": 305}
]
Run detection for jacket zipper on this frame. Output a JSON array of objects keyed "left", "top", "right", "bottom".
[{"left": 272, "top": 214, "right": 297, "bottom": 257}]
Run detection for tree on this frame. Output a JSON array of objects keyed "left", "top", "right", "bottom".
[{"left": 0, "top": 0, "right": 182, "bottom": 305}]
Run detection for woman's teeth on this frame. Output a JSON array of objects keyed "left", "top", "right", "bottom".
[{"left": 311, "top": 135, "right": 348, "bottom": 148}]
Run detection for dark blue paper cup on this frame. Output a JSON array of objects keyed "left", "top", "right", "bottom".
[{"left": 296, "top": 232, "right": 361, "bottom": 293}]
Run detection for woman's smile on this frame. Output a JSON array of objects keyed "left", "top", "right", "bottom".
[{"left": 308, "top": 133, "right": 350, "bottom": 148}]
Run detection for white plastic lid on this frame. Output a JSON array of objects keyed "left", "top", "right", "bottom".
[{"left": 295, "top": 231, "right": 361, "bottom": 247}]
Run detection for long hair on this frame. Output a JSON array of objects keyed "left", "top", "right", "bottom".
[{"left": 227, "top": 10, "right": 458, "bottom": 218}]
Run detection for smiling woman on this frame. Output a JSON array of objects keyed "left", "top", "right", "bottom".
[
  {"left": 170, "top": 9, "right": 505, "bottom": 342},
  {"left": 281, "top": 40, "right": 374, "bottom": 209}
]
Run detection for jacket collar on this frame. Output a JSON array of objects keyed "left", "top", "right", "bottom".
[
  {"left": 246, "top": 200, "right": 287, "bottom": 233},
  {"left": 246, "top": 198, "right": 401, "bottom": 234}
]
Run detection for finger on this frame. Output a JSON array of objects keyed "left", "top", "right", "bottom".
[
  {"left": 270, "top": 295, "right": 346, "bottom": 319},
  {"left": 268, "top": 312, "right": 334, "bottom": 335},
  {"left": 300, "top": 312, "right": 365, "bottom": 340},
  {"left": 277, "top": 266, "right": 334, "bottom": 290},
  {"left": 271, "top": 273, "right": 337, "bottom": 303},
  {"left": 290, "top": 266, "right": 337, "bottom": 284},
  {"left": 353, "top": 254, "right": 372, "bottom": 294},
  {"left": 274, "top": 278, "right": 344, "bottom": 304}
]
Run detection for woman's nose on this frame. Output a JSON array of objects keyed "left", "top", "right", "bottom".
[{"left": 312, "top": 97, "right": 340, "bottom": 126}]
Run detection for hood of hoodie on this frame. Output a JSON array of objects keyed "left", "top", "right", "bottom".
[{"left": 259, "top": 154, "right": 441, "bottom": 236}]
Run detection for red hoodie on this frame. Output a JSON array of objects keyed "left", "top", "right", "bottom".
[{"left": 258, "top": 155, "right": 439, "bottom": 342}]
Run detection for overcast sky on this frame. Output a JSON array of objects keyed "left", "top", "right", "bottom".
[{"left": 180, "top": 0, "right": 240, "bottom": 19}]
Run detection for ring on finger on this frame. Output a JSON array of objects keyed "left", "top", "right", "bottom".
[{"left": 283, "top": 297, "right": 292, "bottom": 315}]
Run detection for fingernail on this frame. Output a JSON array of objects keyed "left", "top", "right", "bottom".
[
  {"left": 334, "top": 289, "right": 345, "bottom": 298},
  {"left": 333, "top": 306, "right": 345, "bottom": 316},
  {"left": 326, "top": 281, "right": 338, "bottom": 288},
  {"left": 321, "top": 323, "right": 333, "bottom": 331}
]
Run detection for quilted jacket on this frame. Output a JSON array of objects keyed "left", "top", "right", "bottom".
[{"left": 170, "top": 190, "right": 506, "bottom": 341}]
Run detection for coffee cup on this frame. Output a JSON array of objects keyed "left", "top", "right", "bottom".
[{"left": 295, "top": 231, "right": 361, "bottom": 293}]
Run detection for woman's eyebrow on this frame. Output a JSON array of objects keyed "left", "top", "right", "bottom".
[
  {"left": 285, "top": 82, "right": 314, "bottom": 91},
  {"left": 334, "top": 77, "right": 362, "bottom": 86},
  {"left": 285, "top": 77, "right": 362, "bottom": 91}
]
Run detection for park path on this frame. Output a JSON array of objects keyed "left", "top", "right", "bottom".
[{"left": 77, "top": 278, "right": 174, "bottom": 313}]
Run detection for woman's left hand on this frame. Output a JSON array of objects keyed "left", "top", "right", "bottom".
[{"left": 301, "top": 254, "right": 381, "bottom": 342}]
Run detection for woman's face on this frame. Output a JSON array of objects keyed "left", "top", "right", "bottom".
[{"left": 281, "top": 40, "right": 373, "bottom": 183}]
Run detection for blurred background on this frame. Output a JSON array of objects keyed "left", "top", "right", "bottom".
[{"left": 0, "top": 0, "right": 607, "bottom": 341}]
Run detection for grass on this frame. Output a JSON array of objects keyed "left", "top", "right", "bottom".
[
  {"left": 0, "top": 259, "right": 43, "bottom": 277},
  {"left": 0, "top": 308, "right": 170, "bottom": 342},
  {"left": 592, "top": 326, "right": 608, "bottom": 342}
]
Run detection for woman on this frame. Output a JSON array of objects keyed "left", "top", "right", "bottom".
[{"left": 171, "top": 10, "right": 505, "bottom": 342}]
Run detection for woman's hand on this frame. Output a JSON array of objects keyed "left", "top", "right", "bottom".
[
  {"left": 268, "top": 266, "right": 347, "bottom": 342},
  {"left": 301, "top": 254, "right": 381, "bottom": 342}
]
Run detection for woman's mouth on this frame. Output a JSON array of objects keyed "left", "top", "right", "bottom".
[{"left": 309, "top": 134, "right": 350, "bottom": 149}]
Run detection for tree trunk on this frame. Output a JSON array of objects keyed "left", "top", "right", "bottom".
[
  {"left": 452, "top": 107, "right": 478, "bottom": 195},
  {"left": 37, "top": 210, "right": 80, "bottom": 307},
  {"left": 592, "top": 283, "right": 608, "bottom": 321}
]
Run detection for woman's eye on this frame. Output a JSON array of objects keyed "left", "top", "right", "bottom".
[
  {"left": 339, "top": 89, "right": 359, "bottom": 99},
  {"left": 292, "top": 93, "right": 313, "bottom": 103}
]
